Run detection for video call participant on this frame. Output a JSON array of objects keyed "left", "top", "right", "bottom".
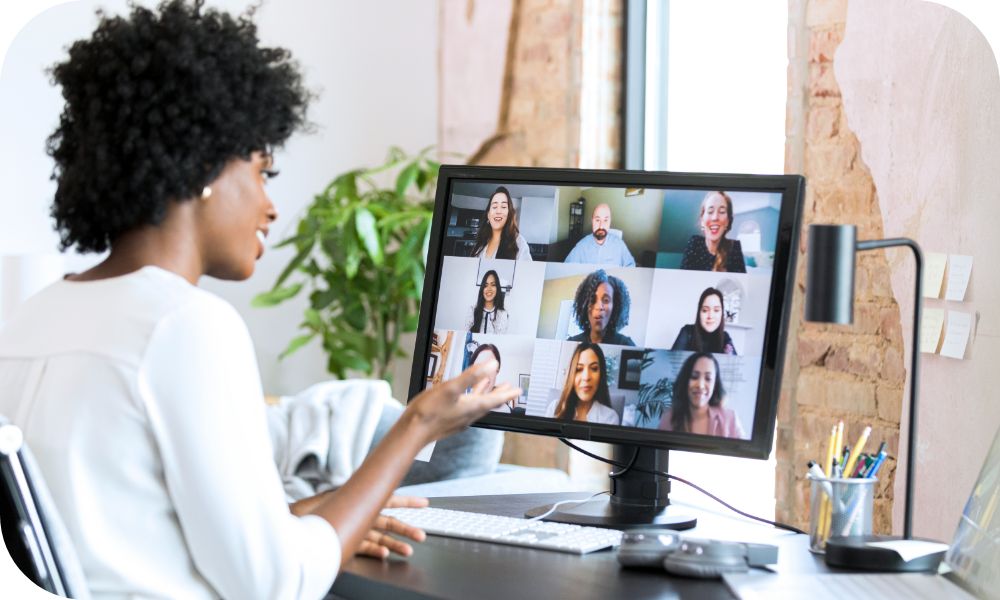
[
  {"left": 466, "top": 270, "right": 509, "bottom": 334},
  {"left": 658, "top": 352, "right": 745, "bottom": 438},
  {"left": 545, "top": 342, "right": 620, "bottom": 425},
  {"left": 671, "top": 287, "right": 737, "bottom": 355},
  {"left": 567, "top": 269, "right": 636, "bottom": 346},
  {"left": 680, "top": 191, "right": 747, "bottom": 273},
  {"left": 469, "top": 186, "right": 533, "bottom": 261},
  {"left": 564, "top": 203, "right": 636, "bottom": 267}
]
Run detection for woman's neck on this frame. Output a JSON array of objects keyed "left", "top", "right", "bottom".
[
  {"left": 589, "top": 329, "right": 604, "bottom": 344},
  {"left": 486, "top": 230, "right": 503, "bottom": 255},
  {"left": 705, "top": 236, "right": 720, "bottom": 255},
  {"left": 483, "top": 300, "right": 495, "bottom": 311},
  {"left": 574, "top": 400, "right": 592, "bottom": 420},
  {"left": 68, "top": 209, "right": 204, "bottom": 284}
]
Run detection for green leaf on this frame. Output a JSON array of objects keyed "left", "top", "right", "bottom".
[
  {"left": 303, "top": 308, "right": 323, "bottom": 330},
  {"left": 403, "top": 313, "right": 420, "bottom": 332},
  {"left": 251, "top": 282, "right": 303, "bottom": 307},
  {"left": 395, "top": 162, "right": 420, "bottom": 198},
  {"left": 274, "top": 240, "right": 314, "bottom": 288},
  {"left": 354, "top": 207, "right": 383, "bottom": 265},
  {"left": 344, "top": 302, "right": 366, "bottom": 331},
  {"left": 279, "top": 333, "right": 315, "bottom": 359},
  {"left": 310, "top": 287, "right": 338, "bottom": 310}
]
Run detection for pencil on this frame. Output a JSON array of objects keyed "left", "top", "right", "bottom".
[{"left": 843, "top": 426, "right": 872, "bottom": 478}]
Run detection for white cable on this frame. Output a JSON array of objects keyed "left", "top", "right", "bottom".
[{"left": 526, "top": 491, "right": 609, "bottom": 522}]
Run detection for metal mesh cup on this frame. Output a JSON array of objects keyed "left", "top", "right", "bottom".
[{"left": 808, "top": 475, "right": 876, "bottom": 553}]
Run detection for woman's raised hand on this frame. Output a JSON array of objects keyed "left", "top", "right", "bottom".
[{"left": 405, "top": 361, "right": 520, "bottom": 442}]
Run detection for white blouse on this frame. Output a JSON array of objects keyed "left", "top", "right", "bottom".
[
  {"left": 476, "top": 234, "right": 533, "bottom": 261},
  {"left": 0, "top": 266, "right": 340, "bottom": 599}
]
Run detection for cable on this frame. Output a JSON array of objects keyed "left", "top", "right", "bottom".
[
  {"left": 558, "top": 438, "right": 806, "bottom": 535},
  {"left": 527, "top": 490, "right": 609, "bottom": 522},
  {"left": 609, "top": 445, "right": 640, "bottom": 479}
]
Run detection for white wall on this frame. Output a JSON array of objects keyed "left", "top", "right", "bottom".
[{"left": 0, "top": 0, "right": 439, "bottom": 397}]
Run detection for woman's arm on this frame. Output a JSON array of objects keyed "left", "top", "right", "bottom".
[
  {"left": 671, "top": 326, "right": 691, "bottom": 351},
  {"left": 303, "top": 362, "right": 516, "bottom": 567},
  {"left": 515, "top": 235, "right": 533, "bottom": 261}
]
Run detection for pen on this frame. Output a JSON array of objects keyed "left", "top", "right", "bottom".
[
  {"left": 866, "top": 451, "right": 888, "bottom": 478},
  {"left": 843, "top": 426, "right": 872, "bottom": 478}
]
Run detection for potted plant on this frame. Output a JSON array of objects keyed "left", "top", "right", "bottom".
[{"left": 253, "top": 147, "right": 439, "bottom": 381}]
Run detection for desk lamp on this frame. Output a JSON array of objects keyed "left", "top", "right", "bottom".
[{"left": 805, "top": 224, "right": 945, "bottom": 572}]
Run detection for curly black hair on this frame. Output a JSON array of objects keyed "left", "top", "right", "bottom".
[
  {"left": 572, "top": 269, "right": 631, "bottom": 335},
  {"left": 46, "top": 0, "right": 312, "bottom": 253}
]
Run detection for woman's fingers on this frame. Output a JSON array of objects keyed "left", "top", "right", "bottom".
[
  {"left": 373, "top": 515, "right": 427, "bottom": 543},
  {"left": 384, "top": 495, "right": 429, "bottom": 509},
  {"left": 462, "top": 382, "right": 521, "bottom": 412},
  {"left": 357, "top": 524, "right": 420, "bottom": 559}
]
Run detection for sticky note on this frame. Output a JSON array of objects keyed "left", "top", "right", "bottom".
[
  {"left": 922, "top": 252, "right": 947, "bottom": 298},
  {"left": 944, "top": 255, "right": 973, "bottom": 301},
  {"left": 939, "top": 310, "right": 972, "bottom": 359},
  {"left": 920, "top": 308, "right": 944, "bottom": 354}
]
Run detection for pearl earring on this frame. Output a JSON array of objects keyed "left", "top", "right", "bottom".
[{"left": 201, "top": 186, "right": 212, "bottom": 199}]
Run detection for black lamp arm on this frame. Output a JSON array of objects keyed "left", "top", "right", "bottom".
[{"left": 855, "top": 237, "right": 922, "bottom": 539}]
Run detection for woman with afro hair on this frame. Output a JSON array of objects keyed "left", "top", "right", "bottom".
[
  {"left": 0, "top": 2, "right": 517, "bottom": 598},
  {"left": 566, "top": 269, "right": 636, "bottom": 346}
]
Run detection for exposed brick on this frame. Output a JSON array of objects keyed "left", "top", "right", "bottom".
[
  {"left": 809, "top": 27, "right": 843, "bottom": 64},
  {"left": 806, "top": 0, "right": 848, "bottom": 28},
  {"left": 806, "top": 105, "right": 840, "bottom": 141},
  {"left": 879, "top": 306, "right": 903, "bottom": 342},
  {"left": 797, "top": 337, "right": 831, "bottom": 367},
  {"left": 809, "top": 62, "right": 841, "bottom": 98},
  {"left": 876, "top": 384, "right": 903, "bottom": 423},
  {"left": 882, "top": 345, "right": 906, "bottom": 385},
  {"left": 797, "top": 370, "right": 877, "bottom": 415}
]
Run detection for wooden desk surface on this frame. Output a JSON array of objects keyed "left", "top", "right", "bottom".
[{"left": 329, "top": 493, "right": 828, "bottom": 600}]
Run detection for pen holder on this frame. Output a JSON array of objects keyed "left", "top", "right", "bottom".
[{"left": 807, "top": 475, "right": 875, "bottom": 553}]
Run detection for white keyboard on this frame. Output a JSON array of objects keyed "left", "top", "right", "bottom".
[{"left": 381, "top": 507, "right": 623, "bottom": 554}]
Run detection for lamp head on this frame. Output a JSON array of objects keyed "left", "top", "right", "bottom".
[{"left": 805, "top": 224, "right": 857, "bottom": 325}]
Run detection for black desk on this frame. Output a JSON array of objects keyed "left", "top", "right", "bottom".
[{"left": 329, "top": 493, "right": 829, "bottom": 600}]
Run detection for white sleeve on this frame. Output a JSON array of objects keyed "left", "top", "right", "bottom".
[
  {"left": 139, "top": 297, "right": 340, "bottom": 600},
  {"left": 516, "top": 235, "right": 534, "bottom": 261}
]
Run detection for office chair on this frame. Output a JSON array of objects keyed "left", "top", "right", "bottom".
[{"left": 0, "top": 417, "right": 90, "bottom": 599}]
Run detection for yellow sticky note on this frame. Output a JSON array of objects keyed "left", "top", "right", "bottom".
[
  {"left": 922, "top": 253, "right": 947, "bottom": 298},
  {"left": 920, "top": 308, "right": 945, "bottom": 354}
]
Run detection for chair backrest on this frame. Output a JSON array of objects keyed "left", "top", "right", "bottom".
[{"left": 0, "top": 418, "right": 90, "bottom": 599}]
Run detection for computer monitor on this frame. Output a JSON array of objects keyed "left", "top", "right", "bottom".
[{"left": 409, "top": 165, "right": 804, "bottom": 529}]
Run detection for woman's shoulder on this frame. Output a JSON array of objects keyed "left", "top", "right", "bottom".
[
  {"left": 658, "top": 408, "right": 674, "bottom": 430},
  {"left": 593, "top": 402, "right": 620, "bottom": 424}
]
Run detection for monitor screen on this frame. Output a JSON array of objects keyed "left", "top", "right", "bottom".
[{"left": 410, "top": 166, "right": 803, "bottom": 460}]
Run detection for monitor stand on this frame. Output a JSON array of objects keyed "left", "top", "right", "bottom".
[{"left": 523, "top": 444, "right": 697, "bottom": 530}]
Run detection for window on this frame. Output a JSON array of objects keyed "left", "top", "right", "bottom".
[{"left": 624, "top": 1, "right": 789, "bottom": 519}]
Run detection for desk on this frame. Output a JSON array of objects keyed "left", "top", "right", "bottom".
[{"left": 329, "top": 492, "right": 829, "bottom": 599}]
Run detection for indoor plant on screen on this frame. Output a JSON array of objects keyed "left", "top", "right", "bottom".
[{"left": 253, "top": 147, "right": 438, "bottom": 381}]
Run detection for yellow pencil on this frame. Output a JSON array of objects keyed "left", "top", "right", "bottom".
[
  {"left": 843, "top": 425, "right": 872, "bottom": 478},
  {"left": 823, "top": 425, "right": 836, "bottom": 478}
]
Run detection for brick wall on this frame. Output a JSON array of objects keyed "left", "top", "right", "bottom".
[{"left": 778, "top": 0, "right": 904, "bottom": 532}]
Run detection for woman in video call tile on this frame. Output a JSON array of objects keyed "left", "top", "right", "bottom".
[
  {"left": 659, "top": 352, "right": 745, "bottom": 438},
  {"left": 545, "top": 342, "right": 620, "bottom": 425},
  {"left": 469, "top": 186, "right": 533, "bottom": 260},
  {"left": 567, "top": 269, "right": 636, "bottom": 346},
  {"left": 466, "top": 270, "right": 509, "bottom": 334},
  {"left": 680, "top": 191, "right": 747, "bottom": 273},
  {"left": 671, "top": 287, "right": 737, "bottom": 355}
]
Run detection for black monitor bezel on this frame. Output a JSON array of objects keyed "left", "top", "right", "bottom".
[{"left": 408, "top": 165, "right": 803, "bottom": 460}]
